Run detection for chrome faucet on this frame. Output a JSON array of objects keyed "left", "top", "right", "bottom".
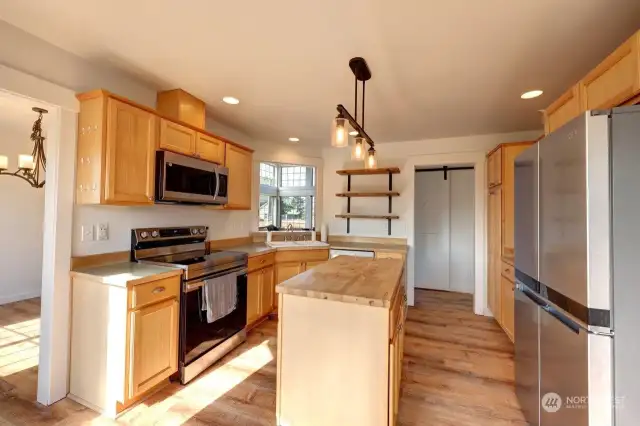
[{"left": 284, "top": 224, "right": 295, "bottom": 241}]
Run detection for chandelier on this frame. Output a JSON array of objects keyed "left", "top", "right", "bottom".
[
  {"left": 0, "top": 107, "right": 47, "bottom": 188},
  {"left": 332, "top": 57, "right": 377, "bottom": 169}
]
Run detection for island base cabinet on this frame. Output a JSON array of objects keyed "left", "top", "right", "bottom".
[{"left": 277, "top": 288, "right": 405, "bottom": 426}]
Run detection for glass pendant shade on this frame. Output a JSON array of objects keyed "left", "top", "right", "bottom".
[
  {"left": 365, "top": 147, "right": 377, "bottom": 169},
  {"left": 331, "top": 116, "right": 349, "bottom": 148},
  {"left": 351, "top": 137, "right": 365, "bottom": 160}
]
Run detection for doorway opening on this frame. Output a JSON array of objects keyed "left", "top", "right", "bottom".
[
  {"left": 414, "top": 165, "right": 475, "bottom": 300},
  {"left": 0, "top": 91, "right": 53, "bottom": 407}
]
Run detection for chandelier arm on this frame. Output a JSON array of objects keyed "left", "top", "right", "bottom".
[
  {"left": 0, "top": 170, "right": 39, "bottom": 187},
  {"left": 336, "top": 104, "right": 374, "bottom": 149}
]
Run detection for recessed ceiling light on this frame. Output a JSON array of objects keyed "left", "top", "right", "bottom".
[
  {"left": 222, "top": 96, "right": 240, "bottom": 105},
  {"left": 288, "top": 137, "right": 300, "bottom": 142},
  {"left": 349, "top": 131, "right": 359, "bottom": 136},
  {"left": 521, "top": 90, "right": 543, "bottom": 99}
]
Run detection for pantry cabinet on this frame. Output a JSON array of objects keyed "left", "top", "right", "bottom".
[
  {"left": 543, "top": 29, "right": 640, "bottom": 134},
  {"left": 486, "top": 142, "right": 534, "bottom": 342}
]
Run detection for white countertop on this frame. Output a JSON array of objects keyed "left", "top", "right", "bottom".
[{"left": 71, "top": 262, "right": 183, "bottom": 287}]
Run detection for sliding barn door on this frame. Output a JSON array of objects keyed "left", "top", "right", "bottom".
[{"left": 414, "top": 169, "right": 475, "bottom": 293}]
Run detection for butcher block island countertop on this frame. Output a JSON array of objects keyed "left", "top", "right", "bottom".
[
  {"left": 276, "top": 256, "right": 407, "bottom": 426},
  {"left": 275, "top": 256, "right": 403, "bottom": 308}
]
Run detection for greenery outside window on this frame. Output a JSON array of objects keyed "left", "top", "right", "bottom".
[{"left": 259, "top": 163, "right": 316, "bottom": 230}]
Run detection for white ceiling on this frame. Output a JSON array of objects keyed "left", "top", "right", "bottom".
[{"left": 0, "top": 0, "right": 639, "bottom": 145}]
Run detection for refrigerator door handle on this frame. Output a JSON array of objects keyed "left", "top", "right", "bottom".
[
  {"left": 517, "top": 282, "right": 548, "bottom": 308},
  {"left": 542, "top": 305, "right": 581, "bottom": 334}
]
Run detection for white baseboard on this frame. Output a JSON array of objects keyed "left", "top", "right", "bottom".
[{"left": 0, "top": 290, "right": 42, "bottom": 305}]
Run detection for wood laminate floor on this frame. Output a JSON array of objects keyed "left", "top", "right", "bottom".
[{"left": 0, "top": 290, "right": 526, "bottom": 425}]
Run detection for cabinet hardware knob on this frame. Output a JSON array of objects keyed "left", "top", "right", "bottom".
[
  {"left": 152, "top": 287, "right": 166, "bottom": 294},
  {"left": 148, "top": 196, "right": 153, "bottom": 201}
]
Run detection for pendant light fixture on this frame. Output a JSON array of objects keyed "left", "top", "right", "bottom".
[
  {"left": 332, "top": 57, "right": 378, "bottom": 168},
  {"left": 0, "top": 107, "right": 47, "bottom": 188}
]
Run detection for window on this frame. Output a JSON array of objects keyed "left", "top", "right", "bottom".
[{"left": 259, "top": 162, "right": 316, "bottom": 230}]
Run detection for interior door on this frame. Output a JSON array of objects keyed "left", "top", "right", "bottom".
[
  {"left": 448, "top": 169, "right": 475, "bottom": 294},
  {"left": 414, "top": 170, "right": 450, "bottom": 290}
]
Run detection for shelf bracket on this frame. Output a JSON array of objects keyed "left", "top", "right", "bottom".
[{"left": 388, "top": 219, "right": 391, "bottom": 236}]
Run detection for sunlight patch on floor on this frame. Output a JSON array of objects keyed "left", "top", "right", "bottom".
[
  {"left": 125, "top": 339, "right": 274, "bottom": 425},
  {"left": 0, "top": 318, "right": 40, "bottom": 376}
]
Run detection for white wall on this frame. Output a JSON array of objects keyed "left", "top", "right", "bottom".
[{"left": 0, "top": 102, "right": 49, "bottom": 303}]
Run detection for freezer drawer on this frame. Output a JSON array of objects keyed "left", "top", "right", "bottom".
[{"left": 514, "top": 286, "right": 540, "bottom": 426}]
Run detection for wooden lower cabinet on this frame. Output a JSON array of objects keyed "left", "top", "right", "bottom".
[
  {"left": 500, "top": 275, "right": 515, "bottom": 341},
  {"left": 388, "top": 288, "right": 406, "bottom": 426},
  {"left": 276, "top": 262, "right": 305, "bottom": 284},
  {"left": 247, "top": 265, "right": 275, "bottom": 326},
  {"left": 128, "top": 298, "right": 179, "bottom": 399},
  {"left": 69, "top": 273, "right": 181, "bottom": 418}
]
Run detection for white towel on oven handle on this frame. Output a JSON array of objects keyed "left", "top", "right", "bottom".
[{"left": 201, "top": 273, "right": 237, "bottom": 323}]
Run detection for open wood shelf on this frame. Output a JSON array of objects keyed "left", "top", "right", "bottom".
[
  {"left": 335, "top": 191, "right": 400, "bottom": 198},
  {"left": 335, "top": 214, "right": 400, "bottom": 220},
  {"left": 336, "top": 167, "right": 400, "bottom": 176}
]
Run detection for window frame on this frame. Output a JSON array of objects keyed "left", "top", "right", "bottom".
[{"left": 258, "top": 162, "right": 316, "bottom": 230}]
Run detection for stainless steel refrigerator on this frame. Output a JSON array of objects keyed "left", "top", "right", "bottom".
[{"left": 514, "top": 105, "right": 640, "bottom": 426}]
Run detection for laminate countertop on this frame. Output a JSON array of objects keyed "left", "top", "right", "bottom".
[
  {"left": 71, "top": 262, "right": 183, "bottom": 287},
  {"left": 225, "top": 243, "right": 330, "bottom": 257},
  {"left": 276, "top": 256, "right": 404, "bottom": 308}
]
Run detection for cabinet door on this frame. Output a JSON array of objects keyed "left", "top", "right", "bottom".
[
  {"left": 388, "top": 331, "right": 401, "bottom": 426},
  {"left": 275, "top": 262, "right": 304, "bottom": 309},
  {"left": 487, "top": 149, "right": 502, "bottom": 187},
  {"left": 247, "top": 270, "right": 262, "bottom": 325},
  {"left": 544, "top": 85, "right": 582, "bottom": 134},
  {"left": 159, "top": 119, "right": 196, "bottom": 156},
  {"left": 501, "top": 275, "right": 515, "bottom": 342},
  {"left": 105, "top": 99, "right": 157, "bottom": 204},
  {"left": 487, "top": 187, "right": 502, "bottom": 320},
  {"left": 128, "top": 298, "right": 178, "bottom": 399},
  {"left": 195, "top": 133, "right": 225, "bottom": 164},
  {"left": 225, "top": 144, "right": 253, "bottom": 210},
  {"left": 501, "top": 144, "right": 532, "bottom": 261},
  {"left": 260, "top": 266, "right": 274, "bottom": 316},
  {"left": 304, "top": 260, "right": 326, "bottom": 271},
  {"left": 580, "top": 31, "right": 640, "bottom": 111}
]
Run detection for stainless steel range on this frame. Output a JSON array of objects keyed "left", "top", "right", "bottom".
[{"left": 131, "top": 226, "right": 248, "bottom": 384}]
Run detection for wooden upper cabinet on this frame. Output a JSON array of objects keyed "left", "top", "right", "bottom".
[
  {"left": 225, "top": 144, "right": 253, "bottom": 210},
  {"left": 127, "top": 297, "right": 178, "bottom": 400},
  {"left": 543, "top": 85, "right": 582, "bottom": 134},
  {"left": 159, "top": 119, "right": 196, "bottom": 156},
  {"left": 196, "top": 133, "right": 225, "bottom": 164},
  {"left": 581, "top": 31, "right": 640, "bottom": 111},
  {"left": 487, "top": 148, "right": 502, "bottom": 187},
  {"left": 104, "top": 99, "right": 157, "bottom": 204},
  {"left": 156, "top": 89, "right": 206, "bottom": 128}
]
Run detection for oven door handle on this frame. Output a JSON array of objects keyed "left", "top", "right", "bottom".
[{"left": 185, "top": 266, "right": 248, "bottom": 292}]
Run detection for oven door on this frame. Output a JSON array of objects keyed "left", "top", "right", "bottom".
[
  {"left": 214, "top": 166, "right": 229, "bottom": 205},
  {"left": 156, "top": 150, "right": 222, "bottom": 205},
  {"left": 179, "top": 266, "right": 248, "bottom": 372}
]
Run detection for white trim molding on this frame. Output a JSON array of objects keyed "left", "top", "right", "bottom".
[
  {"left": 405, "top": 151, "right": 488, "bottom": 316},
  {"left": 0, "top": 64, "right": 79, "bottom": 405}
]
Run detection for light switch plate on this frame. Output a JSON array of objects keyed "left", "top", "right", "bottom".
[
  {"left": 81, "top": 225, "right": 94, "bottom": 242},
  {"left": 97, "top": 223, "right": 109, "bottom": 241}
]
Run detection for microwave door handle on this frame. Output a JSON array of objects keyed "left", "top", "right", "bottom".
[{"left": 214, "top": 169, "right": 220, "bottom": 199}]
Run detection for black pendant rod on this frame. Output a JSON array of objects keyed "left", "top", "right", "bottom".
[
  {"left": 337, "top": 104, "right": 374, "bottom": 149},
  {"left": 354, "top": 75, "right": 358, "bottom": 125},
  {"left": 362, "top": 80, "right": 365, "bottom": 130}
]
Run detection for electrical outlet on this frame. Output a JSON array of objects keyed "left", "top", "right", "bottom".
[
  {"left": 81, "top": 225, "right": 94, "bottom": 242},
  {"left": 97, "top": 223, "right": 109, "bottom": 241}
]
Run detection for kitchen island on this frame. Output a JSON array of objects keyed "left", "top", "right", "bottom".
[{"left": 275, "top": 256, "right": 406, "bottom": 426}]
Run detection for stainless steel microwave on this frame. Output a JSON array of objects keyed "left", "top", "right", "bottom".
[{"left": 155, "top": 151, "right": 228, "bottom": 205}]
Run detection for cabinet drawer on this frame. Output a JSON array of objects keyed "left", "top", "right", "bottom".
[
  {"left": 248, "top": 252, "right": 275, "bottom": 272},
  {"left": 130, "top": 276, "right": 180, "bottom": 310},
  {"left": 275, "top": 249, "right": 329, "bottom": 264},
  {"left": 501, "top": 261, "right": 514, "bottom": 282}
]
